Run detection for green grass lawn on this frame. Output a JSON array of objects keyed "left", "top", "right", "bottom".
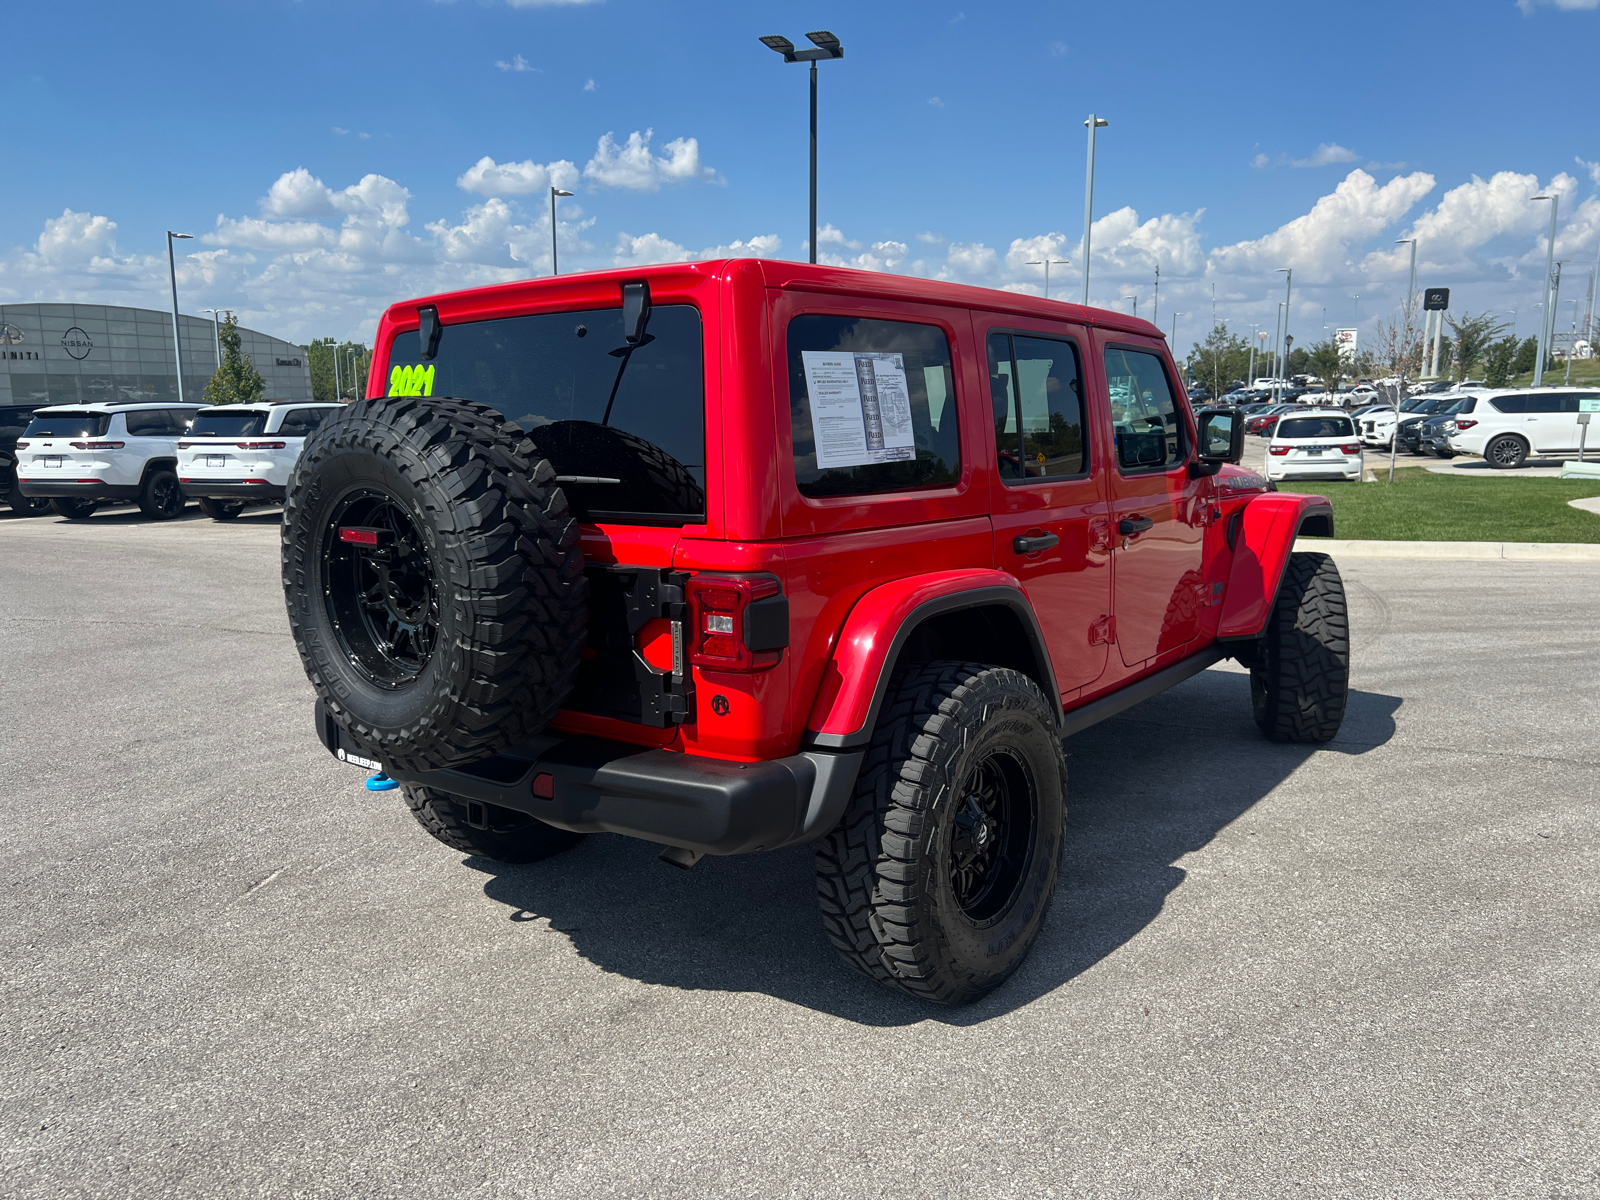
[
  {"left": 1506, "top": 358, "right": 1600, "bottom": 388},
  {"left": 1277, "top": 469, "right": 1600, "bottom": 542}
]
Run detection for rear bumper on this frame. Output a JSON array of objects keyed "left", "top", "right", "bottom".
[
  {"left": 313, "top": 702, "right": 863, "bottom": 857},
  {"left": 179, "top": 479, "right": 286, "bottom": 501},
  {"left": 16, "top": 480, "right": 139, "bottom": 500}
]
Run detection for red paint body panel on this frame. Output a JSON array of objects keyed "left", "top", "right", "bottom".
[
  {"left": 1216, "top": 491, "right": 1333, "bottom": 639},
  {"left": 366, "top": 259, "right": 1311, "bottom": 765},
  {"left": 805, "top": 568, "right": 1024, "bottom": 738}
]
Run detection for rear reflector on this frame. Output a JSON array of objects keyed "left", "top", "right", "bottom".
[
  {"left": 338, "top": 527, "right": 381, "bottom": 546},
  {"left": 75, "top": 479, "right": 104, "bottom": 484},
  {"left": 241, "top": 478, "right": 269, "bottom": 485},
  {"left": 531, "top": 773, "right": 555, "bottom": 799}
]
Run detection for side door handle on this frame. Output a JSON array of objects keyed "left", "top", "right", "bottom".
[
  {"left": 1118, "top": 516, "right": 1154, "bottom": 536},
  {"left": 1013, "top": 533, "right": 1060, "bottom": 555}
]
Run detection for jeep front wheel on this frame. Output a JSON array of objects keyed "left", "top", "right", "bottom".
[
  {"left": 281, "top": 395, "right": 589, "bottom": 773},
  {"left": 814, "top": 661, "right": 1066, "bottom": 1005},
  {"left": 1251, "top": 551, "right": 1349, "bottom": 743},
  {"left": 403, "top": 784, "right": 585, "bottom": 863}
]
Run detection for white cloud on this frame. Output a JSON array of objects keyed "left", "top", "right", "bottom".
[
  {"left": 583, "top": 79, "right": 596, "bottom": 91},
  {"left": 456, "top": 155, "right": 581, "bottom": 196},
  {"left": 1579, "top": 156, "right": 1600, "bottom": 186},
  {"left": 263, "top": 167, "right": 336, "bottom": 217},
  {"left": 208, "top": 215, "right": 335, "bottom": 251},
  {"left": 495, "top": 55, "right": 539, "bottom": 72},
  {"left": 1517, "top": 0, "right": 1598, "bottom": 12},
  {"left": 501, "top": 0, "right": 601, "bottom": 6},
  {"left": 1250, "top": 153, "right": 1271, "bottom": 170},
  {"left": 1048, "top": 40, "right": 1069, "bottom": 55},
  {"left": 1292, "top": 143, "right": 1359, "bottom": 168},
  {"left": 583, "top": 129, "right": 719, "bottom": 190},
  {"left": 927, "top": 96, "right": 944, "bottom": 107},
  {"left": 35, "top": 209, "right": 121, "bottom": 264},
  {"left": 611, "top": 232, "right": 781, "bottom": 267}
]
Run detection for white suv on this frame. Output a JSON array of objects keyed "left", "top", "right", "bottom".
[
  {"left": 1265, "top": 409, "right": 1363, "bottom": 482},
  {"left": 177, "top": 402, "right": 341, "bottom": 519},
  {"left": 1447, "top": 387, "right": 1600, "bottom": 468},
  {"left": 15, "top": 403, "right": 204, "bottom": 520}
]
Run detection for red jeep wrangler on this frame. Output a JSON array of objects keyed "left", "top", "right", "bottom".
[{"left": 282, "top": 261, "right": 1345, "bottom": 1005}]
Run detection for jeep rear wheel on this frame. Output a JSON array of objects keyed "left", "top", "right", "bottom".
[
  {"left": 198, "top": 497, "right": 245, "bottom": 521},
  {"left": 403, "top": 784, "right": 585, "bottom": 863},
  {"left": 138, "top": 468, "right": 185, "bottom": 519},
  {"left": 814, "top": 661, "right": 1066, "bottom": 1005},
  {"left": 1251, "top": 551, "right": 1349, "bottom": 743},
  {"left": 50, "top": 498, "right": 98, "bottom": 520},
  {"left": 282, "top": 395, "right": 588, "bottom": 773}
]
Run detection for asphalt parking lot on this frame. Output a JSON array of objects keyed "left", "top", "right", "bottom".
[{"left": 2, "top": 506, "right": 1597, "bottom": 1199}]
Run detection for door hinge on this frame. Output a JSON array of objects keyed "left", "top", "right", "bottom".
[{"left": 1088, "top": 615, "right": 1116, "bottom": 645}]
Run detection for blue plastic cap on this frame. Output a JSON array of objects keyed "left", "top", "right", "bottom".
[{"left": 365, "top": 772, "right": 400, "bottom": 792}]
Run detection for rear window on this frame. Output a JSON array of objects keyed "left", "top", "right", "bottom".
[
  {"left": 23, "top": 411, "right": 111, "bottom": 438},
  {"left": 788, "top": 315, "right": 960, "bottom": 498},
  {"left": 1455, "top": 398, "right": 1476, "bottom": 414},
  {"left": 0, "top": 407, "right": 38, "bottom": 437},
  {"left": 1277, "top": 416, "right": 1354, "bottom": 439},
  {"left": 386, "top": 305, "right": 705, "bottom": 524},
  {"left": 191, "top": 412, "right": 268, "bottom": 438}
]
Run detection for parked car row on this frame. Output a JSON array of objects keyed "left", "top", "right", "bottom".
[{"left": 3, "top": 400, "right": 340, "bottom": 520}]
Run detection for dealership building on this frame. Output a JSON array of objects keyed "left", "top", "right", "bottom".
[{"left": 0, "top": 303, "right": 312, "bottom": 408}]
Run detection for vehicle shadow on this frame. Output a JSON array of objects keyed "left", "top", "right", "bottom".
[
  {"left": 467, "top": 667, "right": 1400, "bottom": 1027},
  {"left": 0, "top": 503, "right": 282, "bottom": 525}
]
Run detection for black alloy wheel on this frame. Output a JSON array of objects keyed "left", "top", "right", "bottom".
[
  {"left": 139, "top": 468, "right": 185, "bottom": 519},
  {"left": 8, "top": 490, "right": 51, "bottom": 516},
  {"left": 948, "top": 751, "right": 1036, "bottom": 923},
  {"left": 50, "top": 498, "right": 98, "bottom": 520},
  {"left": 322, "top": 489, "right": 439, "bottom": 688},
  {"left": 1486, "top": 434, "right": 1528, "bottom": 469}
]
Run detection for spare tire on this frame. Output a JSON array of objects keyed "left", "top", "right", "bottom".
[{"left": 282, "top": 395, "right": 588, "bottom": 772}]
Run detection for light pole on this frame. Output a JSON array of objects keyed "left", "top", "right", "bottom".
[
  {"left": 332, "top": 339, "right": 342, "bottom": 402},
  {"left": 166, "top": 231, "right": 193, "bottom": 404},
  {"left": 1081, "top": 114, "right": 1108, "bottom": 306},
  {"left": 1276, "top": 268, "right": 1293, "bottom": 398},
  {"left": 1531, "top": 193, "right": 1558, "bottom": 385},
  {"left": 201, "top": 308, "right": 230, "bottom": 370},
  {"left": 1271, "top": 301, "right": 1285, "bottom": 390},
  {"left": 1500, "top": 308, "right": 1518, "bottom": 341},
  {"left": 1025, "top": 259, "right": 1069, "bottom": 300},
  {"left": 1390, "top": 238, "right": 1417, "bottom": 482},
  {"left": 1170, "top": 312, "right": 1183, "bottom": 354},
  {"left": 1565, "top": 298, "right": 1580, "bottom": 385},
  {"left": 549, "top": 186, "right": 575, "bottom": 275},
  {"left": 1247, "top": 323, "right": 1261, "bottom": 386},
  {"left": 760, "top": 31, "right": 844, "bottom": 265},
  {"left": 1153, "top": 263, "right": 1160, "bottom": 325}
]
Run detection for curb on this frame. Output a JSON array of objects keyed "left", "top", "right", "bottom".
[{"left": 1295, "top": 538, "right": 1600, "bottom": 562}]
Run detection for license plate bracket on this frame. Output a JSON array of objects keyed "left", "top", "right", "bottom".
[
  {"left": 206, "top": 455, "right": 226, "bottom": 468},
  {"left": 41, "top": 456, "right": 62, "bottom": 468}
]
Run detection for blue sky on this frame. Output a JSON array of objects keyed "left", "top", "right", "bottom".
[{"left": 4, "top": 0, "right": 1598, "bottom": 355}]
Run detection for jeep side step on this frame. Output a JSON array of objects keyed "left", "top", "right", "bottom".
[{"left": 1058, "top": 644, "right": 1229, "bottom": 739}]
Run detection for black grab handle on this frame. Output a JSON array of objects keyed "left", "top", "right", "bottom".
[{"left": 1118, "top": 516, "right": 1154, "bottom": 536}]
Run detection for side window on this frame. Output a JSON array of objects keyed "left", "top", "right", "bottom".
[
  {"left": 987, "top": 332, "right": 1086, "bottom": 482},
  {"left": 125, "top": 410, "right": 166, "bottom": 436},
  {"left": 1490, "top": 396, "right": 1526, "bottom": 414},
  {"left": 166, "top": 409, "right": 196, "bottom": 433},
  {"left": 788, "top": 314, "right": 960, "bottom": 498},
  {"left": 278, "top": 409, "right": 328, "bottom": 437},
  {"left": 1524, "top": 394, "right": 1563, "bottom": 414},
  {"left": 1105, "top": 346, "right": 1185, "bottom": 471}
]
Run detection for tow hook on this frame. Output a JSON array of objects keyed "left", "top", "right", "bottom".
[
  {"left": 365, "top": 772, "right": 399, "bottom": 792},
  {"left": 658, "top": 845, "right": 703, "bottom": 870}
]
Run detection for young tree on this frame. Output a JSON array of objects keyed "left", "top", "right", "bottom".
[
  {"left": 1511, "top": 336, "right": 1539, "bottom": 376},
  {"left": 307, "top": 337, "right": 372, "bottom": 403},
  {"left": 1304, "top": 337, "right": 1346, "bottom": 394},
  {"left": 1445, "top": 312, "right": 1507, "bottom": 382},
  {"left": 1482, "top": 336, "right": 1518, "bottom": 387},
  {"left": 202, "top": 315, "right": 266, "bottom": 406},
  {"left": 1183, "top": 323, "right": 1252, "bottom": 398}
]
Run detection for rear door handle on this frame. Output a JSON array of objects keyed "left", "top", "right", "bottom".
[
  {"left": 1119, "top": 516, "right": 1154, "bottom": 536},
  {"left": 1013, "top": 533, "right": 1059, "bottom": 555}
]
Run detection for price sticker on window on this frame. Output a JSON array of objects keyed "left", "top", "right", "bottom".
[{"left": 1580, "top": 398, "right": 1600, "bottom": 413}]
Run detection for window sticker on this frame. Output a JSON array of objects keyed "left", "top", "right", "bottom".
[{"left": 801, "top": 351, "right": 916, "bottom": 469}]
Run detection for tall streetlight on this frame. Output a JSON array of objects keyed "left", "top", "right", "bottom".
[
  {"left": 1026, "top": 258, "right": 1069, "bottom": 300},
  {"left": 1153, "top": 263, "right": 1160, "bottom": 325},
  {"left": 1389, "top": 238, "right": 1418, "bottom": 482},
  {"left": 1531, "top": 193, "right": 1558, "bottom": 386},
  {"left": 1170, "top": 312, "right": 1183, "bottom": 353},
  {"left": 760, "top": 31, "right": 844, "bottom": 265},
  {"left": 201, "top": 308, "right": 229, "bottom": 370},
  {"left": 549, "top": 186, "right": 575, "bottom": 275},
  {"left": 1564, "top": 298, "right": 1580, "bottom": 385},
  {"left": 1275, "top": 268, "right": 1293, "bottom": 399},
  {"left": 1271, "top": 301, "right": 1285, "bottom": 388},
  {"left": 1500, "top": 308, "right": 1518, "bottom": 340},
  {"left": 166, "top": 231, "right": 193, "bottom": 404},
  {"left": 1081, "top": 115, "right": 1109, "bottom": 305},
  {"left": 1246, "top": 323, "right": 1261, "bottom": 386}
]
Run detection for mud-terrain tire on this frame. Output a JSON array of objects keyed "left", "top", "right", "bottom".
[
  {"left": 282, "top": 395, "right": 588, "bottom": 773},
  {"left": 198, "top": 497, "right": 244, "bottom": 520},
  {"left": 1485, "top": 434, "right": 1528, "bottom": 469},
  {"left": 534, "top": 420, "right": 704, "bottom": 519},
  {"left": 1251, "top": 551, "right": 1349, "bottom": 743},
  {"left": 814, "top": 661, "right": 1066, "bottom": 1005},
  {"left": 403, "top": 784, "right": 585, "bottom": 864},
  {"left": 138, "top": 468, "right": 185, "bottom": 519},
  {"left": 50, "top": 498, "right": 97, "bottom": 520}
]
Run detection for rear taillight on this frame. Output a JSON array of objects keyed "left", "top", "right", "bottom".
[
  {"left": 1455, "top": 419, "right": 1477, "bottom": 430},
  {"left": 1268, "top": 446, "right": 1290, "bottom": 456},
  {"left": 14, "top": 441, "right": 28, "bottom": 449},
  {"left": 238, "top": 442, "right": 287, "bottom": 450},
  {"left": 1340, "top": 443, "right": 1362, "bottom": 455},
  {"left": 686, "top": 574, "right": 787, "bottom": 672},
  {"left": 70, "top": 441, "right": 124, "bottom": 450}
]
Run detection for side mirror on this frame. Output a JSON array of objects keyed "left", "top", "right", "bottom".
[
  {"left": 1193, "top": 407, "right": 1245, "bottom": 473},
  {"left": 622, "top": 281, "right": 652, "bottom": 345},
  {"left": 418, "top": 305, "right": 442, "bottom": 361}
]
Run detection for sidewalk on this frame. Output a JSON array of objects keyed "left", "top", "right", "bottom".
[{"left": 1294, "top": 537, "right": 1600, "bottom": 561}]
